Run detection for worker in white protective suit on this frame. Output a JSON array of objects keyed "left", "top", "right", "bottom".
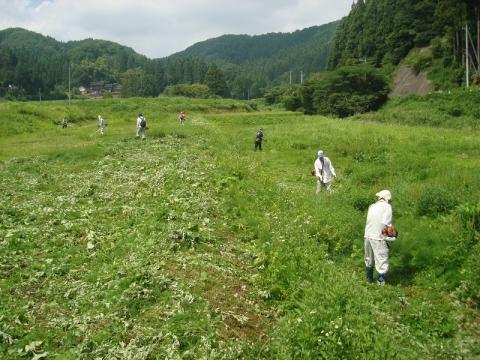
[
  {"left": 364, "top": 190, "right": 395, "bottom": 285},
  {"left": 98, "top": 115, "right": 106, "bottom": 136},
  {"left": 136, "top": 113, "right": 147, "bottom": 140},
  {"left": 314, "top": 150, "right": 336, "bottom": 194}
]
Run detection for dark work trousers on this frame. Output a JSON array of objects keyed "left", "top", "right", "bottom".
[{"left": 255, "top": 140, "right": 262, "bottom": 151}]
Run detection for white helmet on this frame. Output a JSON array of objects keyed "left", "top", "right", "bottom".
[{"left": 375, "top": 190, "right": 392, "bottom": 201}]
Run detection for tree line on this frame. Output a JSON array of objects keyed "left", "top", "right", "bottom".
[
  {"left": 170, "top": 22, "right": 338, "bottom": 99},
  {"left": 2, "top": 1, "right": 478, "bottom": 106},
  {"left": 0, "top": 28, "right": 229, "bottom": 100},
  {"left": 269, "top": 0, "right": 480, "bottom": 117},
  {"left": 0, "top": 22, "right": 337, "bottom": 101},
  {"left": 329, "top": 0, "right": 479, "bottom": 69}
]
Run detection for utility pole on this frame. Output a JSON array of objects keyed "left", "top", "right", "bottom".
[
  {"left": 466, "top": 23, "right": 470, "bottom": 88},
  {"left": 39, "top": 88, "right": 41, "bottom": 103},
  {"left": 300, "top": 70, "right": 304, "bottom": 84},
  {"left": 289, "top": 71, "right": 292, "bottom": 85}
]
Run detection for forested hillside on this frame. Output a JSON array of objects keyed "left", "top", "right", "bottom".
[
  {"left": 0, "top": 28, "right": 148, "bottom": 99},
  {"left": 0, "top": 28, "right": 211, "bottom": 100},
  {"left": 0, "top": 22, "right": 338, "bottom": 101},
  {"left": 168, "top": 22, "right": 338, "bottom": 97},
  {"left": 329, "top": 0, "right": 478, "bottom": 69},
  {"left": 268, "top": 0, "right": 480, "bottom": 118},
  {"left": 3, "top": 0, "right": 477, "bottom": 103}
]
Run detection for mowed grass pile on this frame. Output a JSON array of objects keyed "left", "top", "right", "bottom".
[{"left": 0, "top": 97, "right": 479, "bottom": 359}]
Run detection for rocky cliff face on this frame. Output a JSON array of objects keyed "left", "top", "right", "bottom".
[{"left": 390, "top": 65, "right": 432, "bottom": 97}]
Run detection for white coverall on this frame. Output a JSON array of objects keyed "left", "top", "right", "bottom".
[
  {"left": 136, "top": 116, "right": 146, "bottom": 139},
  {"left": 314, "top": 156, "right": 336, "bottom": 193},
  {"left": 364, "top": 199, "right": 392, "bottom": 276},
  {"left": 98, "top": 116, "right": 106, "bottom": 135}
]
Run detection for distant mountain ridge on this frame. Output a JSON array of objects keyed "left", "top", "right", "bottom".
[
  {"left": 0, "top": 22, "right": 338, "bottom": 99},
  {"left": 0, "top": 27, "right": 146, "bottom": 64},
  {"left": 167, "top": 22, "right": 339, "bottom": 97},
  {"left": 170, "top": 23, "right": 338, "bottom": 64},
  {"left": 0, "top": 27, "right": 151, "bottom": 99}
]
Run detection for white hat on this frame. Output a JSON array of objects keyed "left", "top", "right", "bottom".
[
  {"left": 376, "top": 190, "right": 392, "bottom": 201},
  {"left": 317, "top": 150, "right": 324, "bottom": 157}
]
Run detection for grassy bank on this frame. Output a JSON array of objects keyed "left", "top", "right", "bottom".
[
  {"left": 352, "top": 88, "right": 480, "bottom": 130},
  {"left": 0, "top": 98, "right": 479, "bottom": 358}
]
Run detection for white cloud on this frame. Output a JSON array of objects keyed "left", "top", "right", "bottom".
[{"left": 0, "top": 0, "right": 352, "bottom": 58}]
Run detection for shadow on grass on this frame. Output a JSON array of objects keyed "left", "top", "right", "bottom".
[{"left": 387, "top": 265, "right": 419, "bottom": 286}]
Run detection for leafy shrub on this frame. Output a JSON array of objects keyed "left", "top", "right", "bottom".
[
  {"left": 248, "top": 101, "right": 258, "bottom": 111},
  {"left": 300, "top": 65, "right": 389, "bottom": 117},
  {"left": 417, "top": 187, "right": 457, "bottom": 216},
  {"left": 446, "top": 107, "right": 464, "bottom": 117},
  {"left": 431, "top": 37, "right": 445, "bottom": 58},
  {"left": 162, "top": 83, "right": 210, "bottom": 98},
  {"left": 405, "top": 50, "right": 433, "bottom": 75},
  {"left": 264, "top": 86, "right": 286, "bottom": 105},
  {"left": 263, "top": 85, "right": 301, "bottom": 111},
  {"left": 283, "top": 93, "right": 301, "bottom": 111}
]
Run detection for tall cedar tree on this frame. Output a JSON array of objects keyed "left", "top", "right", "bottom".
[{"left": 205, "top": 64, "right": 229, "bottom": 97}]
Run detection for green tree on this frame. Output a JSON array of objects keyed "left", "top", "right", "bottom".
[
  {"left": 205, "top": 64, "right": 228, "bottom": 97},
  {"left": 162, "top": 83, "right": 210, "bottom": 98},
  {"left": 231, "top": 75, "right": 253, "bottom": 99},
  {"left": 300, "top": 65, "right": 389, "bottom": 117},
  {"left": 121, "top": 68, "right": 156, "bottom": 97},
  {"left": 329, "top": 0, "right": 477, "bottom": 71},
  {"left": 73, "top": 57, "right": 119, "bottom": 86}
]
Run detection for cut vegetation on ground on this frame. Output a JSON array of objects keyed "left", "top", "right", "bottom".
[{"left": 1, "top": 97, "right": 479, "bottom": 359}]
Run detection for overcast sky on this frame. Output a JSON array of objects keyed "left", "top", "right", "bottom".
[{"left": 1, "top": 0, "right": 353, "bottom": 58}]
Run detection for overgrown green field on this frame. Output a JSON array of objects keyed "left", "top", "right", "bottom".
[
  {"left": 353, "top": 89, "right": 480, "bottom": 130},
  {"left": 1, "top": 97, "right": 479, "bottom": 359}
]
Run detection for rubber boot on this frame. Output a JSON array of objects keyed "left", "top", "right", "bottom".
[
  {"left": 377, "top": 273, "right": 387, "bottom": 286},
  {"left": 366, "top": 267, "right": 374, "bottom": 284}
]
